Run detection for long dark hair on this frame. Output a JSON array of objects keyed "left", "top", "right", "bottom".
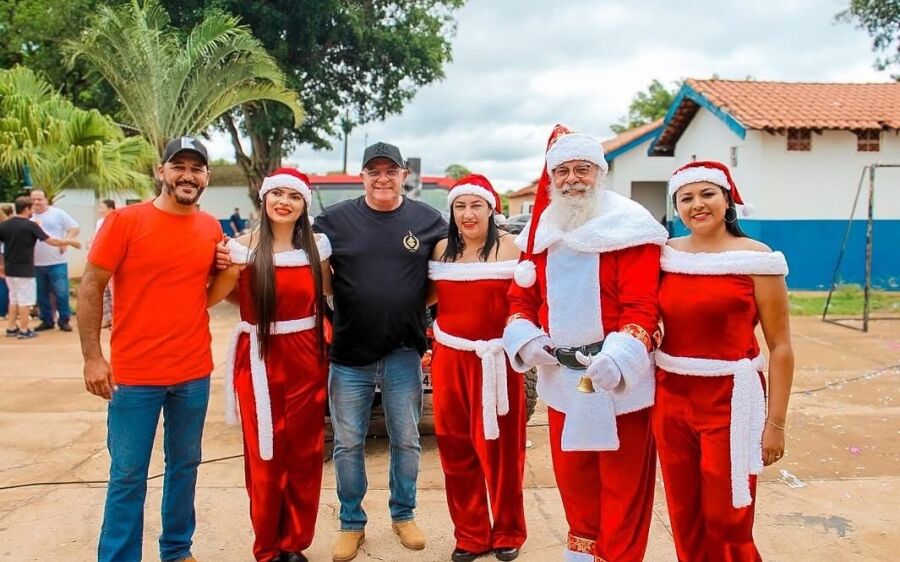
[
  {"left": 249, "top": 200, "right": 326, "bottom": 360},
  {"left": 673, "top": 186, "right": 747, "bottom": 238},
  {"left": 441, "top": 209, "right": 501, "bottom": 262}
]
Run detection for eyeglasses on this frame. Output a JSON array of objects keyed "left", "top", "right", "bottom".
[
  {"left": 362, "top": 167, "right": 404, "bottom": 179},
  {"left": 552, "top": 164, "right": 594, "bottom": 180}
]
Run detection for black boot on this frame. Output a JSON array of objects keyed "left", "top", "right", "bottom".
[{"left": 494, "top": 547, "right": 520, "bottom": 561}]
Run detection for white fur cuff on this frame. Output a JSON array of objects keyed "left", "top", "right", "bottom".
[
  {"left": 447, "top": 184, "right": 496, "bottom": 208},
  {"left": 502, "top": 318, "right": 546, "bottom": 373},
  {"left": 259, "top": 174, "right": 312, "bottom": 206},
  {"left": 601, "top": 330, "right": 654, "bottom": 397}
]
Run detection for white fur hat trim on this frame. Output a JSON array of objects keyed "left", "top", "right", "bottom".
[
  {"left": 668, "top": 166, "right": 729, "bottom": 197},
  {"left": 546, "top": 133, "right": 609, "bottom": 174},
  {"left": 259, "top": 174, "right": 311, "bottom": 206},
  {"left": 447, "top": 184, "right": 496, "bottom": 208}
]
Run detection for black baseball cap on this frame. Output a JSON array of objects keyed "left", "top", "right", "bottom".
[
  {"left": 362, "top": 142, "right": 405, "bottom": 169},
  {"left": 162, "top": 136, "right": 209, "bottom": 165}
]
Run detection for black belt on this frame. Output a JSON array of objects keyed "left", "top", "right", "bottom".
[{"left": 553, "top": 341, "right": 604, "bottom": 370}]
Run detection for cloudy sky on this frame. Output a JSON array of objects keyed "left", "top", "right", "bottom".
[{"left": 205, "top": 0, "right": 890, "bottom": 191}]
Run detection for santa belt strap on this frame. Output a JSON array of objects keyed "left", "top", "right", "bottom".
[
  {"left": 431, "top": 320, "right": 510, "bottom": 441},
  {"left": 554, "top": 341, "right": 603, "bottom": 370},
  {"left": 654, "top": 349, "right": 767, "bottom": 509},
  {"left": 225, "top": 316, "right": 317, "bottom": 461}
]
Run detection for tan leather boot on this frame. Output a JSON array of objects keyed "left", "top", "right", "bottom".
[
  {"left": 392, "top": 519, "right": 426, "bottom": 550},
  {"left": 332, "top": 530, "right": 365, "bottom": 562}
]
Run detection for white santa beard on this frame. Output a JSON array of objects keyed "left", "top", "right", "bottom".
[{"left": 543, "top": 180, "right": 603, "bottom": 232}]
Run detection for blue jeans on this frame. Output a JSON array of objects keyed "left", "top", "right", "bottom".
[
  {"left": 0, "top": 278, "right": 8, "bottom": 317},
  {"left": 98, "top": 376, "right": 210, "bottom": 562},
  {"left": 34, "top": 263, "right": 71, "bottom": 324},
  {"left": 329, "top": 348, "right": 423, "bottom": 530}
]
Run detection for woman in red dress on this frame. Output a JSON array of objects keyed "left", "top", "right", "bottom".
[
  {"left": 208, "top": 168, "right": 331, "bottom": 562},
  {"left": 428, "top": 174, "right": 526, "bottom": 562},
  {"left": 654, "top": 161, "right": 794, "bottom": 562}
]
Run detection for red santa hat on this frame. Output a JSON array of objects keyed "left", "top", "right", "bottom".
[
  {"left": 668, "top": 160, "right": 753, "bottom": 216},
  {"left": 446, "top": 173, "right": 507, "bottom": 225},
  {"left": 259, "top": 167, "right": 312, "bottom": 207},
  {"left": 514, "top": 125, "right": 609, "bottom": 287}
]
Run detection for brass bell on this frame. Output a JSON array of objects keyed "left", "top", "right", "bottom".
[{"left": 576, "top": 375, "right": 595, "bottom": 393}]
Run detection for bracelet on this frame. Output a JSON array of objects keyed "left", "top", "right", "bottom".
[{"left": 766, "top": 419, "right": 785, "bottom": 431}]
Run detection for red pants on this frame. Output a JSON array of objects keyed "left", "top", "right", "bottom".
[
  {"left": 432, "top": 345, "right": 527, "bottom": 552},
  {"left": 234, "top": 336, "right": 328, "bottom": 561},
  {"left": 548, "top": 407, "right": 655, "bottom": 562},
  {"left": 653, "top": 370, "right": 761, "bottom": 562}
]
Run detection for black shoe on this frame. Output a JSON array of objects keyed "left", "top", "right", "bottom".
[
  {"left": 452, "top": 548, "right": 486, "bottom": 562},
  {"left": 284, "top": 553, "right": 308, "bottom": 562},
  {"left": 58, "top": 321, "right": 73, "bottom": 332},
  {"left": 34, "top": 322, "right": 55, "bottom": 331},
  {"left": 17, "top": 329, "right": 38, "bottom": 339},
  {"left": 5, "top": 328, "right": 19, "bottom": 338},
  {"left": 494, "top": 547, "right": 520, "bottom": 561}
]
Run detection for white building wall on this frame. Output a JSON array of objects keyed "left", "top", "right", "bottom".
[
  {"left": 670, "top": 107, "right": 900, "bottom": 220},
  {"left": 605, "top": 137, "right": 674, "bottom": 198}
]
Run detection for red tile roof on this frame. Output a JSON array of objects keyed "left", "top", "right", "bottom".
[{"left": 684, "top": 79, "right": 900, "bottom": 130}]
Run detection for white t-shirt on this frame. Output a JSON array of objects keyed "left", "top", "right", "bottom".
[{"left": 32, "top": 207, "right": 79, "bottom": 267}]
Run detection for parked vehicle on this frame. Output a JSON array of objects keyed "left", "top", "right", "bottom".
[{"left": 501, "top": 213, "right": 531, "bottom": 235}]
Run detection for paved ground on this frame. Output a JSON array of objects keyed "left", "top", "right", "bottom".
[{"left": 1, "top": 305, "right": 898, "bottom": 561}]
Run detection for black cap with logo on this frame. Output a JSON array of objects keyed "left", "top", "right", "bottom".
[
  {"left": 162, "top": 136, "right": 209, "bottom": 165},
  {"left": 362, "top": 142, "right": 405, "bottom": 169}
]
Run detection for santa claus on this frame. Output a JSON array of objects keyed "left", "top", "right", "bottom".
[{"left": 503, "top": 126, "right": 668, "bottom": 562}]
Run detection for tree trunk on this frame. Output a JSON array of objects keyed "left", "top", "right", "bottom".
[{"left": 223, "top": 107, "right": 285, "bottom": 210}]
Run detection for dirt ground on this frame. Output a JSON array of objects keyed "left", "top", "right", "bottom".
[{"left": 1, "top": 305, "right": 898, "bottom": 561}]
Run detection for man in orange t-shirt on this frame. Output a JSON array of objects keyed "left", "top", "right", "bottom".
[{"left": 77, "top": 137, "right": 222, "bottom": 562}]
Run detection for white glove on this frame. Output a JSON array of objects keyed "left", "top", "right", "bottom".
[
  {"left": 519, "top": 336, "right": 558, "bottom": 368},
  {"left": 575, "top": 351, "right": 623, "bottom": 392}
]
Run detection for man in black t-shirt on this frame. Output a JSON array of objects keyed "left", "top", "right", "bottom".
[
  {"left": 0, "top": 196, "right": 81, "bottom": 338},
  {"left": 314, "top": 142, "right": 445, "bottom": 560}
]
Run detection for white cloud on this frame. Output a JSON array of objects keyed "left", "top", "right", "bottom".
[{"left": 207, "top": 0, "right": 894, "bottom": 193}]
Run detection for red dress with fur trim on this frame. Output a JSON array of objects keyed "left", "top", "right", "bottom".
[
  {"left": 429, "top": 259, "right": 527, "bottom": 553},
  {"left": 654, "top": 246, "right": 789, "bottom": 562},
  {"left": 503, "top": 190, "right": 667, "bottom": 562},
  {"left": 225, "top": 237, "right": 330, "bottom": 561}
]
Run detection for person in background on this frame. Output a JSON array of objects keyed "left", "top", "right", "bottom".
[
  {"left": 0, "top": 196, "right": 81, "bottom": 339},
  {"left": 30, "top": 188, "right": 80, "bottom": 332},
  {"left": 230, "top": 207, "right": 245, "bottom": 235},
  {"left": 209, "top": 168, "right": 332, "bottom": 562},
  {"left": 0, "top": 204, "right": 12, "bottom": 318},
  {"left": 654, "top": 161, "right": 794, "bottom": 561},
  {"left": 95, "top": 199, "right": 116, "bottom": 328}
]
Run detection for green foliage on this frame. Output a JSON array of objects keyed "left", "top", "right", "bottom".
[
  {"left": 837, "top": 0, "right": 900, "bottom": 75},
  {"left": 610, "top": 79, "right": 679, "bottom": 134},
  {"left": 0, "top": 0, "right": 119, "bottom": 113},
  {"left": 159, "top": 0, "right": 466, "bottom": 194},
  {"left": 789, "top": 285, "right": 900, "bottom": 316},
  {"left": 444, "top": 163, "right": 471, "bottom": 180},
  {"left": 65, "top": 0, "right": 304, "bottom": 156},
  {"left": 0, "top": 66, "right": 156, "bottom": 200}
]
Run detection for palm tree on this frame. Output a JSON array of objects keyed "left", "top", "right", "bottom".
[
  {"left": 65, "top": 0, "right": 304, "bottom": 158},
  {"left": 0, "top": 66, "right": 157, "bottom": 200}
]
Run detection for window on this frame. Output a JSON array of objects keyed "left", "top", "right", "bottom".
[
  {"left": 787, "top": 129, "right": 811, "bottom": 151},
  {"left": 857, "top": 129, "right": 880, "bottom": 152}
]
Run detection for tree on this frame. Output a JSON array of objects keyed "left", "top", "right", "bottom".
[
  {"left": 444, "top": 163, "right": 471, "bottom": 180},
  {"left": 0, "top": 0, "right": 118, "bottom": 114},
  {"left": 159, "top": 1, "right": 466, "bottom": 194},
  {"left": 65, "top": 0, "right": 304, "bottom": 170},
  {"left": 610, "top": 79, "right": 679, "bottom": 134},
  {"left": 0, "top": 66, "right": 156, "bottom": 201},
  {"left": 837, "top": 0, "right": 900, "bottom": 76}
]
